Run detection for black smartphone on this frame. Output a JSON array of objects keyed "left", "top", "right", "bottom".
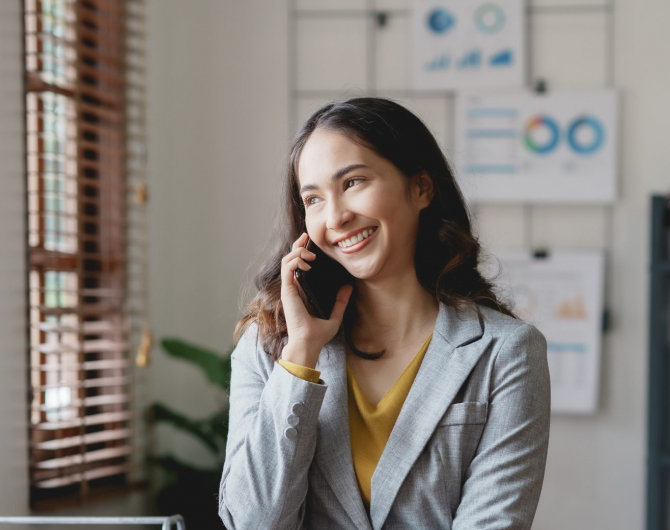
[{"left": 294, "top": 235, "right": 355, "bottom": 320}]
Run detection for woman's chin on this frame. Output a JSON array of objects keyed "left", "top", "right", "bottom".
[{"left": 345, "top": 263, "right": 379, "bottom": 281}]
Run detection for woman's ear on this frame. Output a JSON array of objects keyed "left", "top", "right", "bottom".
[{"left": 414, "top": 171, "right": 434, "bottom": 209}]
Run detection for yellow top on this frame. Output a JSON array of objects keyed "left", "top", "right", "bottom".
[{"left": 277, "top": 333, "right": 433, "bottom": 511}]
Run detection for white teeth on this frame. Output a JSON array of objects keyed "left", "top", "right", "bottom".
[{"left": 338, "top": 227, "right": 376, "bottom": 248}]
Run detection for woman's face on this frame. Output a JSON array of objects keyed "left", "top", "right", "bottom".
[{"left": 296, "top": 128, "right": 432, "bottom": 282}]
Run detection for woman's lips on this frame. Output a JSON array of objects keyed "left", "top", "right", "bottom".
[{"left": 336, "top": 227, "right": 379, "bottom": 254}]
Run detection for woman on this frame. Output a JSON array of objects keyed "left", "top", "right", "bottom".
[{"left": 218, "top": 97, "right": 550, "bottom": 530}]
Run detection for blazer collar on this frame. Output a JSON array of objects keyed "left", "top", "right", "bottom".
[{"left": 313, "top": 301, "right": 491, "bottom": 530}]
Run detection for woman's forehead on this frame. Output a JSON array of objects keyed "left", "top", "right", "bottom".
[{"left": 297, "top": 131, "right": 381, "bottom": 184}]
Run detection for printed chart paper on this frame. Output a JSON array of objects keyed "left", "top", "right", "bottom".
[
  {"left": 482, "top": 249, "right": 605, "bottom": 414},
  {"left": 411, "top": 0, "right": 526, "bottom": 91},
  {"left": 455, "top": 89, "right": 619, "bottom": 204}
]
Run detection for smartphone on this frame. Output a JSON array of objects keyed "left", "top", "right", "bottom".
[{"left": 294, "top": 235, "right": 355, "bottom": 319}]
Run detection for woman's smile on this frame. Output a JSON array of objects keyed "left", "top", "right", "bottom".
[{"left": 336, "top": 225, "right": 380, "bottom": 255}]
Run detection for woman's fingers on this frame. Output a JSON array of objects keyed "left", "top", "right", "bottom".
[
  {"left": 289, "top": 256, "right": 312, "bottom": 272},
  {"left": 281, "top": 241, "right": 315, "bottom": 300},
  {"left": 291, "top": 232, "right": 308, "bottom": 251},
  {"left": 281, "top": 232, "right": 353, "bottom": 355},
  {"left": 329, "top": 284, "right": 353, "bottom": 322}
]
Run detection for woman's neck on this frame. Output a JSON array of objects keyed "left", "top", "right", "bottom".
[{"left": 352, "top": 274, "right": 439, "bottom": 347}]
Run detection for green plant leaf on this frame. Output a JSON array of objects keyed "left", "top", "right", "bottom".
[
  {"left": 221, "top": 353, "right": 232, "bottom": 392},
  {"left": 160, "top": 338, "right": 231, "bottom": 389},
  {"left": 148, "top": 402, "right": 222, "bottom": 454},
  {"left": 208, "top": 409, "right": 229, "bottom": 436}
]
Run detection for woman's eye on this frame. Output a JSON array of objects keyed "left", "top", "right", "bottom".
[{"left": 303, "top": 178, "right": 365, "bottom": 208}]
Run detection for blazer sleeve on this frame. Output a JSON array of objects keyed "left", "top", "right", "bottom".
[
  {"left": 218, "top": 323, "right": 328, "bottom": 530},
  {"left": 452, "top": 322, "right": 551, "bottom": 530},
  {"left": 278, "top": 359, "right": 322, "bottom": 384}
]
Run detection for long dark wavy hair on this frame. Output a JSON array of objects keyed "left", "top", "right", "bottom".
[{"left": 233, "top": 96, "right": 518, "bottom": 361}]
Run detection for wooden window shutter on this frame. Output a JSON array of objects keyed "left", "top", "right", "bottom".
[{"left": 24, "top": 0, "right": 151, "bottom": 507}]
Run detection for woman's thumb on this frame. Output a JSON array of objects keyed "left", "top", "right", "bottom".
[{"left": 329, "top": 284, "right": 353, "bottom": 323}]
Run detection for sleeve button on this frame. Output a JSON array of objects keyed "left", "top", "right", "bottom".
[
  {"left": 291, "top": 402, "right": 305, "bottom": 416},
  {"left": 284, "top": 427, "right": 297, "bottom": 440},
  {"left": 287, "top": 414, "right": 300, "bottom": 427}
]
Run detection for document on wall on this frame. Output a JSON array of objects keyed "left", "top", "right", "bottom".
[
  {"left": 411, "top": 0, "right": 526, "bottom": 91},
  {"left": 482, "top": 249, "right": 605, "bottom": 414},
  {"left": 454, "top": 88, "right": 619, "bottom": 204}
]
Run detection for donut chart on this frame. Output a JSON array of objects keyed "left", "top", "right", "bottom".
[
  {"left": 524, "top": 115, "right": 560, "bottom": 155},
  {"left": 567, "top": 116, "right": 604, "bottom": 155},
  {"left": 455, "top": 90, "right": 618, "bottom": 203},
  {"left": 474, "top": 3, "right": 506, "bottom": 34}
]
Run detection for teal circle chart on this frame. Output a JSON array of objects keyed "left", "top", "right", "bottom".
[
  {"left": 475, "top": 3, "right": 506, "bottom": 34},
  {"left": 567, "top": 116, "right": 604, "bottom": 155},
  {"left": 427, "top": 8, "right": 456, "bottom": 34},
  {"left": 524, "top": 115, "right": 560, "bottom": 155}
]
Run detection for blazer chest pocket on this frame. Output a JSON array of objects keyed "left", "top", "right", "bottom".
[{"left": 437, "top": 401, "right": 488, "bottom": 427}]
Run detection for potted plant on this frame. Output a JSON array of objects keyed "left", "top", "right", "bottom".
[{"left": 147, "top": 338, "right": 233, "bottom": 528}]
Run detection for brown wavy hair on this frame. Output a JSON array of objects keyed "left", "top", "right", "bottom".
[{"left": 233, "top": 96, "right": 518, "bottom": 361}]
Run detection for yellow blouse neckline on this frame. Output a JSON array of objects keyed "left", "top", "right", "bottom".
[{"left": 346, "top": 333, "right": 433, "bottom": 410}]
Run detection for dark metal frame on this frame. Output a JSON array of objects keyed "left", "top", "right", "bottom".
[{"left": 646, "top": 194, "right": 670, "bottom": 530}]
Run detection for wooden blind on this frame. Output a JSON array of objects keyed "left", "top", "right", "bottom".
[{"left": 24, "top": 0, "right": 150, "bottom": 506}]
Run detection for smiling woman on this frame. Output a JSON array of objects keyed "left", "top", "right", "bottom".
[
  {"left": 235, "top": 97, "right": 517, "bottom": 361},
  {"left": 218, "top": 97, "right": 551, "bottom": 530}
]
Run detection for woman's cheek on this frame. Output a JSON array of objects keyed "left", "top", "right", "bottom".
[{"left": 356, "top": 189, "right": 388, "bottom": 217}]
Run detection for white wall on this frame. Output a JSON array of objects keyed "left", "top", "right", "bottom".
[
  {"left": 0, "top": 0, "right": 30, "bottom": 518},
  {"left": 145, "top": 0, "right": 290, "bottom": 469}
]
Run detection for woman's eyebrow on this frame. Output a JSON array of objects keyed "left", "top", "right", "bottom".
[{"left": 300, "top": 164, "right": 369, "bottom": 194}]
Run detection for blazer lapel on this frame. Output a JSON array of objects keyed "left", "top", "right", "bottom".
[
  {"left": 314, "top": 332, "right": 373, "bottom": 530},
  {"left": 313, "top": 301, "right": 491, "bottom": 530},
  {"left": 369, "top": 302, "right": 492, "bottom": 530}
]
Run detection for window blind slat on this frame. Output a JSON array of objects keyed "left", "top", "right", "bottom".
[
  {"left": 34, "top": 428, "right": 132, "bottom": 451},
  {"left": 37, "top": 412, "right": 131, "bottom": 431},
  {"left": 37, "top": 359, "right": 130, "bottom": 371},
  {"left": 35, "top": 446, "right": 133, "bottom": 469},
  {"left": 34, "top": 464, "right": 133, "bottom": 489},
  {"left": 33, "top": 393, "right": 129, "bottom": 411},
  {"left": 35, "top": 376, "right": 130, "bottom": 391},
  {"left": 33, "top": 320, "right": 130, "bottom": 333},
  {"left": 37, "top": 410, "right": 131, "bottom": 430}
]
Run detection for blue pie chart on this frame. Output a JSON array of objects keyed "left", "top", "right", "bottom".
[{"left": 427, "top": 8, "right": 455, "bottom": 34}]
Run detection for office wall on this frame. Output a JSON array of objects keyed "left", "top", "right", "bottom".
[
  {"left": 0, "top": 0, "right": 30, "bottom": 516},
  {"left": 145, "top": 0, "right": 291, "bottom": 471}
]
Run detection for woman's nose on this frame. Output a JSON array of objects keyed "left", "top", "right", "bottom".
[{"left": 326, "top": 200, "right": 354, "bottom": 230}]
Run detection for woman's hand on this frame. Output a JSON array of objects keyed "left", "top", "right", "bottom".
[{"left": 280, "top": 232, "right": 353, "bottom": 367}]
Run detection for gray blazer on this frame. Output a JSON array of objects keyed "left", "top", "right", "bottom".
[{"left": 218, "top": 301, "right": 551, "bottom": 530}]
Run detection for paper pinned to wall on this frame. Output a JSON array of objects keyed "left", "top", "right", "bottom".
[
  {"left": 482, "top": 249, "right": 605, "bottom": 414},
  {"left": 455, "top": 89, "right": 619, "bottom": 204},
  {"left": 411, "top": 0, "right": 526, "bottom": 91}
]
